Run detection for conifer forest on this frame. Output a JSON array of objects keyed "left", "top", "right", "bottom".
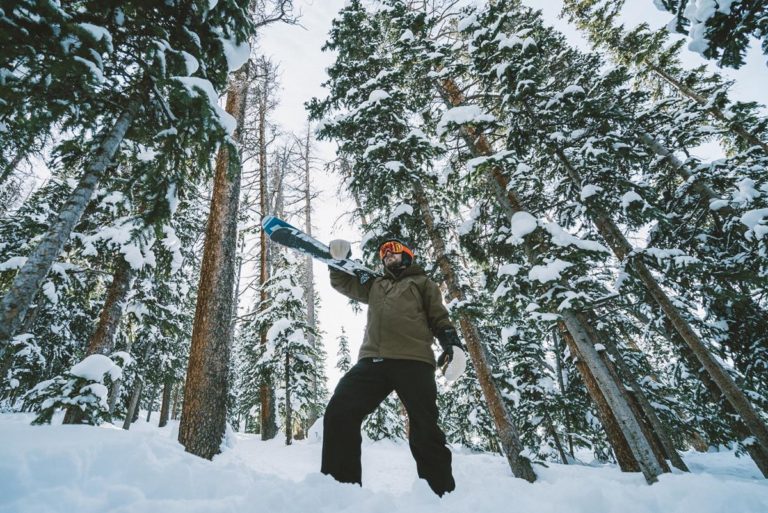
[{"left": 2, "top": 1, "right": 768, "bottom": 510}]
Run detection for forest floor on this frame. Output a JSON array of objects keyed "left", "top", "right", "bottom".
[{"left": 1, "top": 412, "right": 767, "bottom": 513}]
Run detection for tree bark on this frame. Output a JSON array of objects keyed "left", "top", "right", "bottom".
[
  {"left": 302, "top": 124, "right": 320, "bottom": 430},
  {"left": 258, "top": 70, "right": 278, "bottom": 441},
  {"left": 558, "top": 324, "right": 640, "bottom": 471},
  {"left": 123, "top": 380, "right": 143, "bottom": 431},
  {"left": 146, "top": 383, "right": 158, "bottom": 422},
  {"left": 159, "top": 378, "right": 173, "bottom": 428},
  {"left": 285, "top": 352, "right": 292, "bottom": 445},
  {"left": 0, "top": 101, "right": 139, "bottom": 347},
  {"left": 171, "top": 381, "right": 183, "bottom": 420},
  {"left": 598, "top": 328, "right": 689, "bottom": 471},
  {"left": 178, "top": 68, "right": 249, "bottom": 460}
]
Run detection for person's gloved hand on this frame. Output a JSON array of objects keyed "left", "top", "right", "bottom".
[
  {"left": 436, "top": 328, "right": 464, "bottom": 368},
  {"left": 329, "top": 239, "right": 352, "bottom": 260}
]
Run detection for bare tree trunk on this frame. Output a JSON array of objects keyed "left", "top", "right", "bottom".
[
  {"left": 179, "top": 67, "right": 249, "bottom": 460},
  {"left": 123, "top": 380, "right": 143, "bottom": 431},
  {"left": 159, "top": 378, "right": 173, "bottom": 428},
  {"left": 598, "top": 330, "right": 689, "bottom": 471},
  {"left": 285, "top": 352, "right": 292, "bottom": 445},
  {"left": 258, "top": 69, "right": 278, "bottom": 441},
  {"left": 302, "top": 124, "right": 320, "bottom": 430},
  {"left": 64, "top": 257, "right": 134, "bottom": 424},
  {"left": 171, "top": 381, "right": 183, "bottom": 420},
  {"left": 552, "top": 328, "right": 575, "bottom": 457},
  {"left": 146, "top": 383, "right": 158, "bottom": 422},
  {"left": 0, "top": 101, "right": 139, "bottom": 346}
]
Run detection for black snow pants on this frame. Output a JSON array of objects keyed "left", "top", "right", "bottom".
[{"left": 321, "top": 358, "right": 455, "bottom": 496}]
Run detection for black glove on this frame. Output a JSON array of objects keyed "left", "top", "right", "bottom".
[{"left": 436, "top": 328, "right": 464, "bottom": 368}]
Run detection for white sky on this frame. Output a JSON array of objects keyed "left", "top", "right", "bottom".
[{"left": 257, "top": 0, "right": 767, "bottom": 390}]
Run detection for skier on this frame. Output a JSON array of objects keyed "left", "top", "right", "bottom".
[{"left": 321, "top": 237, "right": 463, "bottom": 497}]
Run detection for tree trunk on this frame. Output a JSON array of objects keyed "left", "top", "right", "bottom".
[
  {"left": 64, "top": 257, "right": 134, "bottom": 424},
  {"left": 562, "top": 311, "right": 666, "bottom": 482},
  {"left": 146, "top": 383, "right": 158, "bottom": 422},
  {"left": 158, "top": 378, "right": 173, "bottom": 428},
  {"left": 285, "top": 352, "right": 292, "bottom": 445},
  {"left": 0, "top": 101, "right": 139, "bottom": 347},
  {"left": 178, "top": 67, "right": 249, "bottom": 460},
  {"left": 581, "top": 176, "right": 768, "bottom": 476},
  {"left": 302, "top": 124, "right": 320, "bottom": 430},
  {"left": 412, "top": 184, "right": 537, "bottom": 483},
  {"left": 597, "top": 328, "right": 689, "bottom": 471},
  {"left": 558, "top": 324, "right": 640, "bottom": 471},
  {"left": 258, "top": 70, "right": 277, "bottom": 441},
  {"left": 552, "top": 328, "right": 575, "bottom": 457},
  {"left": 123, "top": 380, "right": 143, "bottom": 430},
  {"left": 171, "top": 381, "right": 183, "bottom": 420}
]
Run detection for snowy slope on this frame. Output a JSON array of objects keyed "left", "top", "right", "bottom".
[{"left": 1, "top": 413, "right": 767, "bottom": 513}]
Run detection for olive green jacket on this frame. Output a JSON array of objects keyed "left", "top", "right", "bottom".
[{"left": 330, "top": 264, "right": 454, "bottom": 367}]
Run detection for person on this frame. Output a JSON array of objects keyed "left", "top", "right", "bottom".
[{"left": 320, "top": 237, "right": 464, "bottom": 497}]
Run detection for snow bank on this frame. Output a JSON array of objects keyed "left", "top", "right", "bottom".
[{"left": 1, "top": 414, "right": 767, "bottom": 513}]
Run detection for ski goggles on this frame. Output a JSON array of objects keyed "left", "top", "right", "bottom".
[{"left": 378, "top": 240, "right": 414, "bottom": 259}]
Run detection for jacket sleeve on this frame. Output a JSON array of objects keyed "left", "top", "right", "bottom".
[
  {"left": 423, "top": 279, "right": 454, "bottom": 336},
  {"left": 329, "top": 267, "right": 373, "bottom": 304}
]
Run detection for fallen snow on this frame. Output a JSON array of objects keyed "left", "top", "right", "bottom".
[{"left": 1, "top": 413, "right": 766, "bottom": 513}]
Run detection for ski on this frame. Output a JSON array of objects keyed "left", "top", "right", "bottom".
[{"left": 261, "top": 215, "right": 380, "bottom": 284}]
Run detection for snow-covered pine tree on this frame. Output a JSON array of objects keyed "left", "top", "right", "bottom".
[
  {"left": 461, "top": 0, "right": 768, "bottom": 475},
  {"left": 416, "top": 0, "right": 683, "bottom": 482},
  {"left": 647, "top": 0, "right": 768, "bottom": 68},
  {"left": 249, "top": 252, "right": 321, "bottom": 445},
  {"left": 336, "top": 327, "right": 352, "bottom": 374}
]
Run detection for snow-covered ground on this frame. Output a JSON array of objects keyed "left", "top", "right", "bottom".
[{"left": 1, "top": 413, "right": 767, "bottom": 513}]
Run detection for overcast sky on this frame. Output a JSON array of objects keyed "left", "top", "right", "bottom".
[{"left": 257, "top": 0, "right": 767, "bottom": 388}]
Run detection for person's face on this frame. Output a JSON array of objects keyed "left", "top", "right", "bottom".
[{"left": 382, "top": 249, "right": 403, "bottom": 268}]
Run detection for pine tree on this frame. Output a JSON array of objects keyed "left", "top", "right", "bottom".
[
  {"left": 336, "top": 327, "right": 352, "bottom": 373},
  {"left": 651, "top": 0, "right": 768, "bottom": 68},
  {"left": 249, "top": 253, "right": 321, "bottom": 444}
]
